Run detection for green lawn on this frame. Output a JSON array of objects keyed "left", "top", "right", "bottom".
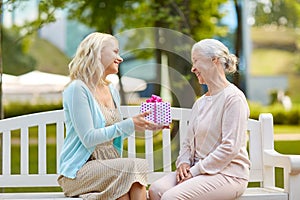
[{"left": 274, "top": 125, "right": 300, "bottom": 134}]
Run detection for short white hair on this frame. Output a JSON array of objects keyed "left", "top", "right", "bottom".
[{"left": 192, "top": 39, "right": 238, "bottom": 73}]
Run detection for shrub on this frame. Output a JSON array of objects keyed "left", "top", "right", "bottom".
[
  {"left": 248, "top": 101, "right": 300, "bottom": 125},
  {"left": 4, "top": 101, "right": 62, "bottom": 119}
]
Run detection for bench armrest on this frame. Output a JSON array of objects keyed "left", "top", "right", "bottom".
[
  {"left": 264, "top": 149, "right": 300, "bottom": 175},
  {"left": 264, "top": 149, "right": 300, "bottom": 199}
]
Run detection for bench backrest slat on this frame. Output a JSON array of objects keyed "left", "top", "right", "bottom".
[
  {"left": 162, "top": 128, "right": 172, "bottom": 172},
  {"left": 145, "top": 130, "right": 154, "bottom": 172},
  {"left": 3, "top": 130, "right": 11, "bottom": 175},
  {"left": 127, "top": 134, "right": 136, "bottom": 158},
  {"left": 56, "top": 121, "right": 65, "bottom": 171},
  {"left": 247, "top": 119, "right": 263, "bottom": 182},
  {"left": 20, "top": 127, "right": 29, "bottom": 175},
  {"left": 38, "top": 124, "right": 47, "bottom": 174}
]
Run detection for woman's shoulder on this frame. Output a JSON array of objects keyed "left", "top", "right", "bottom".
[
  {"left": 228, "top": 84, "right": 246, "bottom": 96},
  {"left": 191, "top": 95, "right": 206, "bottom": 109},
  {"left": 64, "top": 80, "right": 90, "bottom": 95},
  {"left": 66, "top": 80, "right": 87, "bottom": 89},
  {"left": 224, "top": 84, "right": 248, "bottom": 104}
]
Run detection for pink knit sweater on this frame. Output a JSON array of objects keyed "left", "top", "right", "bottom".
[{"left": 176, "top": 84, "right": 251, "bottom": 180}]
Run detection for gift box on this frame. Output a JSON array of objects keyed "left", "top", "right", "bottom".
[{"left": 140, "top": 95, "right": 172, "bottom": 128}]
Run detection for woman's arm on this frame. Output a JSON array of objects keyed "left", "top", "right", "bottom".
[{"left": 64, "top": 81, "right": 134, "bottom": 149}]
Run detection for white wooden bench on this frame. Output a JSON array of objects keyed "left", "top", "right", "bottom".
[{"left": 0, "top": 106, "right": 299, "bottom": 200}]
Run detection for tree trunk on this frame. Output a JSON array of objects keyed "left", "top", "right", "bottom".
[{"left": 234, "top": 0, "right": 242, "bottom": 90}]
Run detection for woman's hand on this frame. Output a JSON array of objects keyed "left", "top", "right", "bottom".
[
  {"left": 132, "top": 111, "right": 163, "bottom": 132},
  {"left": 176, "top": 163, "right": 192, "bottom": 184}
]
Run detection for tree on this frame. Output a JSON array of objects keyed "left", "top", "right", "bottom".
[
  {"left": 65, "top": 0, "right": 139, "bottom": 103},
  {"left": 252, "top": 0, "right": 300, "bottom": 28},
  {"left": 0, "top": 0, "right": 70, "bottom": 117},
  {"left": 2, "top": 29, "right": 36, "bottom": 75},
  {"left": 0, "top": 0, "right": 238, "bottom": 108},
  {"left": 119, "top": 0, "right": 228, "bottom": 107},
  {"left": 19, "top": 0, "right": 229, "bottom": 107},
  {"left": 40, "top": 0, "right": 228, "bottom": 107},
  {"left": 66, "top": 0, "right": 133, "bottom": 34}
]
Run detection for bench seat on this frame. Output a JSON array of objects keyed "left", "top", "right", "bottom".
[{"left": 0, "top": 192, "right": 80, "bottom": 200}]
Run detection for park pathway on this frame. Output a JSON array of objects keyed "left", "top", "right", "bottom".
[{"left": 274, "top": 133, "right": 300, "bottom": 141}]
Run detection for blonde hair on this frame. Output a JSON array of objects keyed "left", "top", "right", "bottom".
[
  {"left": 68, "top": 32, "right": 116, "bottom": 90},
  {"left": 192, "top": 39, "right": 238, "bottom": 73}
]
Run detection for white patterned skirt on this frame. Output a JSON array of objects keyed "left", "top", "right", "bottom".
[{"left": 58, "top": 141, "right": 148, "bottom": 200}]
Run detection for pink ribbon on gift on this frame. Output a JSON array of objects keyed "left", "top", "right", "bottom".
[
  {"left": 146, "top": 94, "right": 163, "bottom": 103},
  {"left": 145, "top": 95, "right": 163, "bottom": 125}
]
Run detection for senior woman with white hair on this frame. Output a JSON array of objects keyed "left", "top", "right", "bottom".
[
  {"left": 57, "top": 32, "right": 162, "bottom": 200},
  {"left": 149, "top": 39, "right": 251, "bottom": 200}
]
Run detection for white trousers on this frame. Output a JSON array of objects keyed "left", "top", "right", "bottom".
[{"left": 148, "top": 172, "right": 248, "bottom": 200}]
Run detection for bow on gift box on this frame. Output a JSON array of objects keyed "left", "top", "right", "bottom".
[{"left": 146, "top": 95, "right": 163, "bottom": 103}]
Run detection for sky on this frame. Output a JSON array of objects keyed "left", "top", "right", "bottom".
[{"left": 2, "top": 0, "right": 38, "bottom": 27}]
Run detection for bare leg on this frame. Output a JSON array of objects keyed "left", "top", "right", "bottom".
[
  {"left": 117, "top": 193, "right": 130, "bottom": 200},
  {"left": 129, "top": 182, "right": 147, "bottom": 200}
]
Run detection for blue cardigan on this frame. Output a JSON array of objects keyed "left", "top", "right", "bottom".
[{"left": 58, "top": 80, "right": 134, "bottom": 178}]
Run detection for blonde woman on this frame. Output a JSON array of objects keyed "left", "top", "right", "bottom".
[
  {"left": 57, "top": 32, "right": 162, "bottom": 200},
  {"left": 149, "top": 39, "right": 251, "bottom": 200}
]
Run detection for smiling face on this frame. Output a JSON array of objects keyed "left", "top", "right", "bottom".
[
  {"left": 101, "top": 38, "right": 123, "bottom": 76},
  {"left": 191, "top": 50, "right": 213, "bottom": 85}
]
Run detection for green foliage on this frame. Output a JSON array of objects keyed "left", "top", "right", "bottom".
[
  {"left": 3, "top": 0, "right": 234, "bottom": 107},
  {"left": 66, "top": 0, "right": 132, "bottom": 34},
  {"left": 116, "top": 0, "right": 230, "bottom": 106},
  {"left": 2, "top": 28, "right": 70, "bottom": 75},
  {"left": 249, "top": 101, "right": 300, "bottom": 125},
  {"left": 3, "top": 101, "right": 63, "bottom": 119},
  {"left": 253, "top": 0, "right": 300, "bottom": 28},
  {"left": 28, "top": 36, "right": 70, "bottom": 75},
  {"left": 119, "top": 0, "right": 228, "bottom": 41},
  {"left": 2, "top": 29, "right": 36, "bottom": 75}
]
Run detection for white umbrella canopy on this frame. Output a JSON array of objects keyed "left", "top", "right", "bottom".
[
  {"left": 2, "top": 71, "right": 146, "bottom": 99},
  {"left": 2, "top": 74, "right": 19, "bottom": 84},
  {"left": 18, "top": 70, "right": 70, "bottom": 86},
  {"left": 2, "top": 71, "right": 70, "bottom": 94}
]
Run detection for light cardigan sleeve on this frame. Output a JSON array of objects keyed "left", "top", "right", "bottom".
[
  {"left": 189, "top": 94, "right": 249, "bottom": 177},
  {"left": 65, "top": 81, "right": 134, "bottom": 149}
]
